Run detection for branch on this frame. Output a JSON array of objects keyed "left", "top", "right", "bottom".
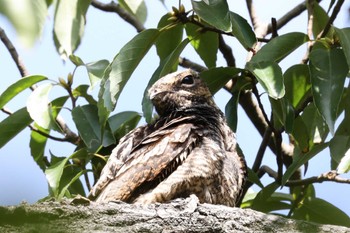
[
  {"left": 319, "top": 0, "right": 345, "bottom": 38},
  {"left": 218, "top": 34, "right": 236, "bottom": 67},
  {"left": 0, "top": 26, "right": 80, "bottom": 145},
  {"left": 0, "top": 26, "right": 29, "bottom": 78},
  {"left": 260, "top": 166, "right": 350, "bottom": 186},
  {"left": 1, "top": 108, "right": 77, "bottom": 143},
  {"left": 266, "top": 0, "right": 323, "bottom": 35},
  {"left": 91, "top": 0, "right": 145, "bottom": 32}
]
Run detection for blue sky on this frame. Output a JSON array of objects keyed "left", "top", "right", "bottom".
[{"left": 0, "top": 0, "right": 349, "bottom": 216}]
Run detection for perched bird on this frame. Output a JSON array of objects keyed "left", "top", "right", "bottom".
[{"left": 89, "top": 69, "right": 246, "bottom": 207}]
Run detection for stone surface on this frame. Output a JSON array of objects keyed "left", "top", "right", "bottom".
[{"left": 0, "top": 197, "right": 349, "bottom": 233}]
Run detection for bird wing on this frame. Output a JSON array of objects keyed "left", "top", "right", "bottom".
[
  {"left": 88, "top": 125, "right": 149, "bottom": 198},
  {"left": 92, "top": 116, "right": 199, "bottom": 202}
]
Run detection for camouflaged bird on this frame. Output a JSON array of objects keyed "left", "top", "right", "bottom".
[{"left": 89, "top": 69, "right": 246, "bottom": 207}]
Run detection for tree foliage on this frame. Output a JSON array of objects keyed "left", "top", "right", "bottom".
[{"left": 0, "top": 0, "right": 350, "bottom": 228}]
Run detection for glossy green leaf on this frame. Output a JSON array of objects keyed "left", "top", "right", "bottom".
[
  {"left": 313, "top": 2, "right": 333, "bottom": 38},
  {"left": 185, "top": 21, "right": 218, "bottom": 68},
  {"left": 142, "top": 38, "right": 190, "bottom": 123},
  {"left": 330, "top": 135, "right": 350, "bottom": 166},
  {"left": 225, "top": 91, "right": 240, "bottom": 132},
  {"left": 108, "top": 111, "right": 141, "bottom": 140},
  {"left": 72, "top": 105, "right": 114, "bottom": 152},
  {"left": 200, "top": 67, "right": 242, "bottom": 94},
  {"left": 246, "top": 167, "right": 263, "bottom": 188},
  {"left": 119, "top": 0, "right": 147, "bottom": 24},
  {"left": 69, "top": 54, "right": 85, "bottom": 66},
  {"left": 292, "top": 116, "right": 310, "bottom": 152},
  {"left": 0, "top": 0, "right": 47, "bottom": 47},
  {"left": 53, "top": 0, "right": 91, "bottom": 57},
  {"left": 0, "top": 107, "right": 33, "bottom": 149},
  {"left": 73, "top": 85, "right": 97, "bottom": 105},
  {"left": 246, "top": 61, "right": 285, "bottom": 99},
  {"left": 284, "top": 64, "right": 311, "bottom": 109},
  {"left": 309, "top": 47, "right": 349, "bottom": 134},
  {"left": 58, "top": 169, "right": 85, "bottom": 199},
  {"left": 251, "top": 32, "right": 309, "bottom": 63},
  {"left": 29, "top": 96, "right": 68, "bottom": 170},
  {"left": 230, "top": 12, "right": 257, "bottom": 50},
  {"left": 191, "top": 0, "right": 231, "bottom": 32},
  {"left": 292, "top": 197, "right": 350, "bottom": 227},
  {"left": 282, "top": 143, "right": 329, "bottom": 185},
  {"left": 337, "top": 149, "right": 350, "bottom": 174},
  {"left": 156, "top": 13, "right": 184, "bottom": 61},
  {"left": 30, "top": 124, "right": 49, "bottom": 171},
  {"left": 45, "top": 156, "right": 70, "bottom": 197},
  {"left": 98, "top": 28, "right": 160, "bottom": 125},
  {"left": 334, "top": 27, "right": 350, "bottom": 70},
  {"left": 302, "top": 103, "right": 329, "bottom": 144},
  {"left": 270, "top": 97, "right": 294, "bottom": 133},
  {"left": 251, "top": 182, "right": 280, "bottom": 211},
  {"left": 85, "top": 60, "right": 109, "bottom": 89},
  {"left": 0, "top": 75, "right": 47, "bottom": 109},
  {"left": 26, "top": 83, "right": 53, "bottom": 129}
]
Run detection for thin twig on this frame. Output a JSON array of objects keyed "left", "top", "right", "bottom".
[
  {"left": 218, "top": 35, "right": 236, "bottom": 67},
  {"left": 91, "top": 0, "right": 145, "bottom": 32},
  {"left": 0, "top": 26, "right": 29, "bottom": 78},
  {"left": 1, "top": 107, "right": 71, "bottom": 142},
  {"left": 319, "top": 0, "right": 345, "bottom": 38},
  {"left": 252, "top": 127, "right": 272, "bottom": 173},
  {"left": 260, "top": 166, "right": 350, "bottom": 186},
  {"left": 266, "top": 0, "right": 323, "bottom": 34}
]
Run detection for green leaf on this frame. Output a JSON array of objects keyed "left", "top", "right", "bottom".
[
  {"left": 246, "top": 168, "right": 264, "bottom": 188},
  {"left": 30, "top": 124, "right": 49, "bottom": 171},
  {"left": 118, "top": 0, "right": 147, "bottom": 24},
  {"left": 98, "top": 28, "right": 160, "bottom": 126},
  {"left": 72, "top": 105, "right": 114, "bottom": 152},
  {"left": 69, "top": 54, "right": 85, "bottom": 66},
  {"left": 26, "top": 83, "right": 53, "bottom": 129},
  {"left": 229, "top": 12, "right": 257, "bottom": 50},
  {"left": 58, "top": 170, "right": 85, "bottom": 199},
  {"left": 0, "top": 107, "right": 33, "bottom": 149},
  {"left": 337, "top": 149, "right": 350, "bottom": 174},
  {"left": 108, "top": 111, "right": 141, "bottom": 140},
  {"left": 313, "top": 2, "right": 333, "bottom": 38},
  {"left": 53, "top": 0, "right": 91, "bottom": 57},
  {"left": 246, "top": 61, "right": 285, "bottom": 99},
  {"left": 269, "top": 97, "right": 294, "bottom": 133},
  {"left": 309, "top": 47, "right": 349, "bottom": 135},
  {"left": 225, "top": 91, "right": 240, "bottom": 132},
  {"left": 334, "top": 27, "right": 350, "bottom": 70},
  {"left": 156, "top": 13, "right": 184, "bottom": 61},
  {"left": 191, "top": 0, "right": 231, "bottom": 32},
  {"left": 282, "top": 143, "right": 329, "bottom": 185},
  {"left": 251, "top": 182, "right": 280, "bottom": 211},
  {"left": 73, "top": 85, "right": 97, "bottom": 105},
  {"left": 85, "top": 60, "right": 110, "bottom": 89},
  {"left": 284, "top": 64, "right": 311, "bottom": 109},
  {"left": 45, "top": 156, "right": 70, "bottom": 197},
  {"left": 0, "top": 75, "right": 47, "bottom": 109},
  {"left": 251, "top": 32, "right": 309, "bottom": 63},
  {"left": 0, "top": 0, "right": 47, "bottom": 47},
  {"left": 330, "top": 135, "right": 350, "bottom": 166},
  {"left": 142, "top": 38, "right": 190, "bottom": 123},
  {"left": 200, "top": 67, "right": 242, "bottom": 94},
  {"left": 292, "top": 197, "right": 350, "bottom": 227},
  {"left": 185, "top": 20, "right": 218, "bottom": 68}
]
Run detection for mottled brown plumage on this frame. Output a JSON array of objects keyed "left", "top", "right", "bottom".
[{"left": 89, "top": 69, "right": 246, "bottom": 206}]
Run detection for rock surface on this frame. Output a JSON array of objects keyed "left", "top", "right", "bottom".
[{"left": 0, "top": 197, "right": 349, "bottom": 233}]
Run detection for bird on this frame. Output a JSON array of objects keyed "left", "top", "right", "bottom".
[{"left": 88, "top": 69, "right": 247, "bottom": 207}]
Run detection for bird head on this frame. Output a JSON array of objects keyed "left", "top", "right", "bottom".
[{"left": 148, "top": 69, "right": 214, "bottom": 116}]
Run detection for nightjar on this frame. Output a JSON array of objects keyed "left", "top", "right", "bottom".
[{"left": 89, "top": 69, "right": 246, "bottom": 207}]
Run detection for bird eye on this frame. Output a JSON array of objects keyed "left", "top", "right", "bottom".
[{"left": 181, "top": 75, "right": 194, "bottom": 85}]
